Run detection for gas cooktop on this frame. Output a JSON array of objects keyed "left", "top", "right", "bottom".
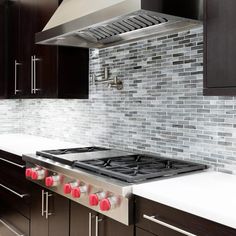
[{"left": 23, "top": 147, "right": 207, "bottom": 225}]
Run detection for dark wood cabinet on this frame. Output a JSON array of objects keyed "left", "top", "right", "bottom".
[
  {"left": 7, "top": 0, "right": 58, "bottom": 98},
  {"left": 204, "top": 0, "right": 236, "bottom": 95},
  {"left": 30, "top": 186, "right": 70, "bottom": 236},
  {"left": 6, "top": 0, "right": 89, "bottom": 99},
  {"left": 0, "top": 150, "right": 31, "bottom": 236},
  {"left": 135, "top": 196, "right": 236, "bottom": 236},
  {"left": 0, "top": 0, "right": 6, "bottom": 98},
  {"left": 136, "top": 228, "right": 155, "bottom": 236},
  {"left": 70, "top": 201, "right": 134, "bottom": 236}
]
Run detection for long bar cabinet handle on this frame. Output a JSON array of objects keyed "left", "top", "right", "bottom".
[
  {"left": 45, "top": 191, "right": 53, "bottom": 219},
  {"left": 31, "top": 56, "right": 34, "bottom": 94},
  {"left": 0, "top": 218, "right": 25, "bottom": 236},
  {"left": 95, "top": 216, "right": 102, "bottom": 236},
  {"left": 89, "top": 213, "right": 92, "bottom": 236},
  {"left": 0, "top": 183, "right": 29, "bottom": 199},
  {"left": 42, "top": 189, "right": 45, "bottom": 216},
  {"left": 143, "top": 214, "right": 197, "bottom": 236},
  {"left": 0, "top": 157, "right": 25, "bottom": 168},
  {"left": 33, "top": 55, "right": 41, "bottom": 93},
  {"left": 14, "top": 60, "right": 22, "bottom": 95}
]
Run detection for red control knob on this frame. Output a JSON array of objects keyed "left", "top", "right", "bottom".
[
  {"left": 31, "top": 170, "right": 38, "bottom": 180},
  {"left": 45, "top": 177, "right": 54, "bottom": 187},
  {"left": 63, "top": 181, "right": 79, "bottom": 194},
  {"left": 64, "top": 184, "right": 72, "bottom": 194},
  {"left": 31, "top": 169, "right": 47, "bottom": 180},
  {"left": 71, "top": 187, "right": 81, "bottom": 198},
  {"left": 45, "top": 175, "right": 60, "bottom": 187},
  {"left": 71, "top": 185, "right": 88, "bottom": 198},
  {"left": 89, "top": 194, "right": 99, "bottom": 206},
  {"left": 100, "top": 199, "right": 111, "bottom": 211},
  {"left": 25, "top": 168, "right": 32, "bottom": 178}
]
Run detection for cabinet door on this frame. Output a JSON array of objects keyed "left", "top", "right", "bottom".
[
  {"left": 98, "top": 216, "right": 134, "bottom": 236},
  {"left": 7, "top": 0, "right": 21, "bottom": 98},
  {"left": 18, "top": 0, "right": 37, "bottom": 97},
  {"left": 0, "top": 0, "right": 5, "bottom": 98},
  {"left": 31, "top": 186, "right": 70, "bottom": 236},
  {"left": 204, "top": 0, "right": 236, "bottom": 94},
  {"left": 30, "top": 187, "right": 48, "bottom": 236},
  {"left": 48, "top": 191, "right": 70, "bottom": 236},
  {"left": 33, "top": 0, "right": 58, "bottom": 98},
  {"left": 70, "top": 201, "right": 96, "bottom": 236}
]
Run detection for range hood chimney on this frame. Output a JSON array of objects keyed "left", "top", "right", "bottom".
[{"left": 36, "top": 0, "right": 203, "bottom": 48}]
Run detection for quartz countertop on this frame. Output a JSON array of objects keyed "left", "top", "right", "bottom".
[
  {"left": 0, "top": 133, "right": 80, "bottom": 156},
  {"left": 133, "top": 171, "right": 236, "bottom": 229}
]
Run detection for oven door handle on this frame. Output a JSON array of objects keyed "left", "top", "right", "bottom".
[{"left": 143, "top": 214, "right": 197, "bottom": 236}]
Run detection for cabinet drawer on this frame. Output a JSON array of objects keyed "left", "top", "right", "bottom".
[
  {"left": 135, "top": 196, "right": 236, "bottom": 236},
  {"left": 0, "top": 182, "right": 30, "bottom": 219},
  {"left": 0, "top": 206, "right": 30, "bottom": 236},
  {"left": 0, "top": 150, "right": 26, "bottom": 169}
]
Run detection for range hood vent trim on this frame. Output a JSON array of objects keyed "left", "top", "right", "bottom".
[{"left": 36, "top": 0, "right": 203, "bottom": 48}]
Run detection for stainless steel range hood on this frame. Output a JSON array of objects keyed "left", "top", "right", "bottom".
[{"left": 36, "top": 0, "right": 203, "bottom": 48}]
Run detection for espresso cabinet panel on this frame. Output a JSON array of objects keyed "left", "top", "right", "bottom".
[
  {"left": 6, "top": 0, "right": 88, "bottom": 99},
  {"left": 0, "top": 0, "right": 6, "bottom": 98},
  {"left": 0, "top": 150, "right": 30, "bottom": 235},
  {"left": 135, "top": 196, "right": 236, "bottom": 236},
  {"left": 204, "top": 0, "right": 236, "bottom": 95},
  {"left": 136, "top": 228, "right": 155, "bottom": 236},
  {"left": 31, "top": 186, "right": 70, "bottom": 236},
  {"left": 70, "top": 202, "right": 133, "bottom": 236}
]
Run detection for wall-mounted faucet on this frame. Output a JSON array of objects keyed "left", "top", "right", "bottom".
[{"left": 92, "top": 67, "right": 123, "bottom": 90}]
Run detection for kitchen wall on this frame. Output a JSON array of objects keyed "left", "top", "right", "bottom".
[
  {"left": 2, "top": 26, "right": 236, "bottom": 174},
  {"left": 0, "top": 100, "right": 22, "bottom": 133}
]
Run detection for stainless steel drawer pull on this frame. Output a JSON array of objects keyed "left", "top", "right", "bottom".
[
  {"left": 42, "top": 189, "right": 45, "bottom": 216},
  {"left": 89, "top": 213, "right": 92, "bottom": 236},
  {"left": 0, "top": 157, "right": 25, "bottom": 169},
  {"left": 95, "top": 216, "right": 102, "bottom": 236},
  {"left": 14, "top": 60, "right": 22, "bottom": 95},
  {"left": 31, "top": 55, "right": 41, "bottom": 94},
  {"left": 0, "top": 218, "right": 25, "bottom": 236},
  {"left": 0, "top": 183, "right": 29, "bottom": 198},
  {"left": 143, "top": 214, "right": 197, "bottom": 236},
  {"left": 45, "top": 191, "right": 53, "bottom": 219}
]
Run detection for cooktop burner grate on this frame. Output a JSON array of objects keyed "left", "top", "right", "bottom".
[
  {"left": 36, "top": 147, "right": 108, "bottom": 165},
  {"left": 73, "top": 155, "right": 207, "bottom": 183}
]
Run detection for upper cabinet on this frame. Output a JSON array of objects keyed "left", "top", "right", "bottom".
[
  {"left": 204, "top": 0, "right": 236, "bottom": 95},
  {"left": 5, "top": 0, "right": 88, "bottom": 99},
  {"left": 0, "top": 0, "right": 6, "bottom": 98}
]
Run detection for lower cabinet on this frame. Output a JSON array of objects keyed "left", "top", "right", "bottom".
[
  {"left": 30, "top": 186, "right": 70, "bottom": 236},
  {"left": 70, "top": 201, "right": 134, "bottom": 236},
  {"left": 135, "top": 196, "right": 236, "bottom": 236},
  {"left": 0, "top": 150, "right": 31, "bottom": 236}
]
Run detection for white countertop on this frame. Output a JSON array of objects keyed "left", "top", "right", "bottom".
[
  {"left": 133, "top": 171, "right": 236, "bottom": 229},
  {"left": 0, "top": 133, "right": 80, "bottom": 156}
]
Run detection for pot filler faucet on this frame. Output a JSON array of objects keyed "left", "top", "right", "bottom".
[{"left": 92, "top": 67, "right": 123, "bottom": 90}]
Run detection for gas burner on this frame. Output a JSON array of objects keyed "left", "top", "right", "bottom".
[{"left": 74, "top": 155, "right": 207, "bottom": 183}]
